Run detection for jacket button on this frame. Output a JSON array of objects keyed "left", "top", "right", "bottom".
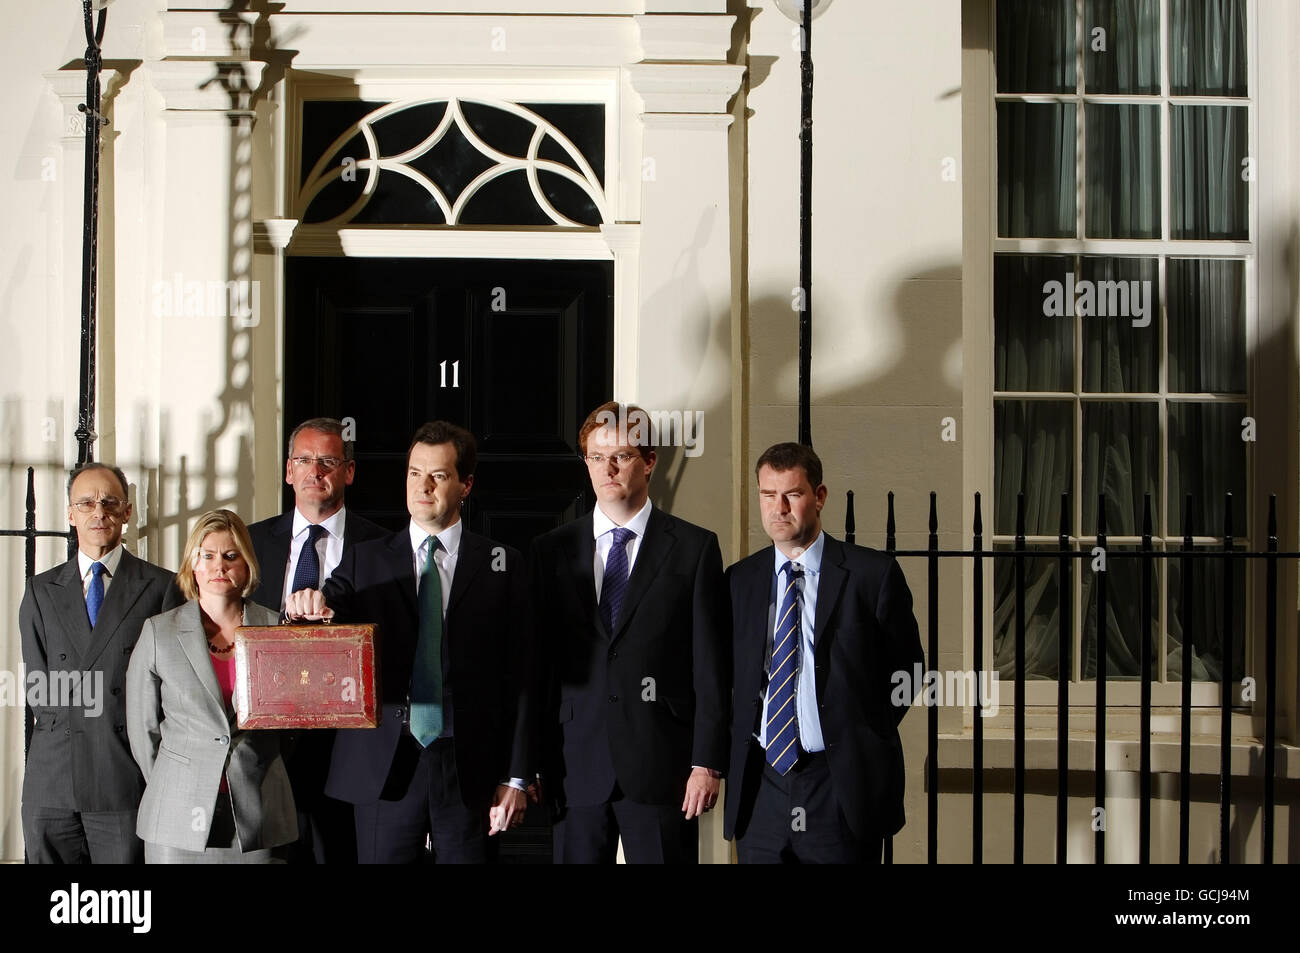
[
  {"left": 65, "top": 728, "right": 71, "bottom": 736},
  {"left": 115, "top": 725, "right": 124, "bottom": 733},
  {"left": 217, "top": 735, "right": 230, "bottom": 745},
  {"left": 608, "top": 694, "right": 618, "bottom": 703},
  {"left": 609, "top": 651, "right": 618, "bottom": 660},
  {"left": 111, "top": 687, "right": 121, "bottom": 696},
  {"left": 395, "top": 707, "right": 404, "bottom": 719},
  {"left": 124, "top": 647, "right": 131, "bottom": 655},
  {"left": 59, "top": 653, "right": 66, "bottom": 661}
]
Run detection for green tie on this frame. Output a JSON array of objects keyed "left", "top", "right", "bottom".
[{"left": 410, "top": 535, "right": 444, "bottom": 746}]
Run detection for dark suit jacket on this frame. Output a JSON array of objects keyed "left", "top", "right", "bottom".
[
  {"left": 20, "top": 549, "right": 181, "bottom": 814},
  {"left": 320, "top": 527, "right": 533, "bottom": 810},
  {"left": 723, "top": 534, "right": 923, "bottom": 841},
  {"left": 530, "top": 506, "right": 730, "bottom": 811},
  {"left": 246, "top": 506, "right": 387, "bottom": 613}
]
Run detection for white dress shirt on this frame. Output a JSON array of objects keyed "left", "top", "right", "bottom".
[
  {"left": 592, "top": 499, "right": 653, "bottom": 601},
  {"left": 281, "top": 506, "right": 348, "bottom": 605},
  {"left": 78, "top": 544, "right": 124, "bottom": 598},
  {"left": 408, "top": 517, "right": 461, "bottom": 616}
]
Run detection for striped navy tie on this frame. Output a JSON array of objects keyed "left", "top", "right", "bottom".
[
  {"left": 765, "top": 560, "right": 803, "bottom": 774},
  {"left": 600, "top": 527, "right": 635, "bottom": 634}
]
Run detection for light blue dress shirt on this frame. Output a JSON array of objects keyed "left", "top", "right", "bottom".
[{"left": 757, "top": 531, "right": 825, "bottom": 754}]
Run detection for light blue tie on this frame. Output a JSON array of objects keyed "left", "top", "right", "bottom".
[
  {"left": 766, "top": 561, "right": 802, "bottom": 774},
  {"left": 86, "top": 561, "right": 106, "bottom": 628},
  {"left": 410, "top": 536, "right": 444, "bottom": 746}
]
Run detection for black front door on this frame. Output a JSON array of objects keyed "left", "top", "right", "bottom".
[
  {"left": 285, "top": 256, "right": 612, "bottom": 542},
  {"left": 284, "top": 255, "right": 613, "bottom": 863}
]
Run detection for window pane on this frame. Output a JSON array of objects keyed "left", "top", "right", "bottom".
[
  {"left": 1081, "top": 256, "right": 1159, "bottom": 392},
  {"left": 1081, "top": 546, "right": 1158, "bottom": 679},
  {"left": 1085, "top": 0, "right": 1160, "bottom": 95},
  {"left": 1167, "top": 258, "right": 1246, "bottom": 393},
  {"left": 997, "top": 0, "right": 1076, "bottom": 94},
  {"left": 995, "top": 399, "right": 1073, "bottom": 535},
  {"left": 998, "top": 103, "right": 1077, "bottom": 237},
  {"left": 1167, "top": 548, "right": 1246, "bottom": 681},
  {"left": 994, "top": 545, "right": 1069, "bottom": 680},
  {"left": 1082, "top": 401, "right": 1159, "bottom": 535},
  {"left": 995, "top": 255, "right": 1074, "bottom": 392},
  {"left": 1086, "top": 104, "right": 1160, "bottom": 239},
  {"left": 1171, "top": 105, "right": 1249, "bottom": 240},
  {"left": 1169, "top": 0, "right": 1247, "bottom": 96},
  {"left": 1168, "top": 401, "right": 1248, "bottom": 536}
]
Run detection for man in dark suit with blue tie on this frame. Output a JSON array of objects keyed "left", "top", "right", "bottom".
[
  {"left": 286, "top": 421, "right": 534, "bottom": 863},
  {"left": 20, "top": 462, "right": 181, "bottom": 863},
  {"left": 531, "top": 401, "right": 730, "bottom": 864},
  {"left": 247, "top": 417, "right": 386, "bottom": 863},
  {"left": 723, "top": 442, "right": 924, "bottom": 863}
]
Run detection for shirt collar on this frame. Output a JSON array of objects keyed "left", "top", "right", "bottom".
[
  {"left": 292, "top": 505, "right": 347, "bottom": 541},
  {"left": 773, "top": 530, "right": 825, "bottom": 577},
  {"left": 593, "top": 498, "right": 653, "bottom": 540},
  {"left": 409, "top": 517, "right": 462, "bottom": 558},
  {"left": 78, "top": 543, "right": 124, "bottom": 580}
]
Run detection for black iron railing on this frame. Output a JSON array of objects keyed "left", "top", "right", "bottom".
[
  {"left": 846, "top": 489, "right": 1292, "bottom": 864},
  {"left": 1, "top": 468, "right": 77, "bottom": 755}
]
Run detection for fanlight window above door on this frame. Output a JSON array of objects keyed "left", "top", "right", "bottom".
[{"left": 297, "top": 98, "right": 608, "bottom": 227}]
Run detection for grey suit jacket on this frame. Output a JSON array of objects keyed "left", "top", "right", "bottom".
[
  {"left": 126, "top": 600, "right": 297, "bottom": 852},
  {"left": 20, "top": 549, "right": 180, "bottom": 813}
]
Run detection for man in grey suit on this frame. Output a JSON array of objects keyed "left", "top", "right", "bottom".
[{"left": 20, "top": 462, "right": 180, "bottom": 863}]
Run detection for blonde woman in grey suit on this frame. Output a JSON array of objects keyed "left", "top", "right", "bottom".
[{"left": 127, "top": 509, "right": 297, "bottom": 863}]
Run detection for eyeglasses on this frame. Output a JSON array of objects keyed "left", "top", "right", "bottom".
[
  {"left": 290, "top": 455, "right": 345, "bottom": 471},
  {"left": 71, "top": 498, "right": 126, "bottom": 514},
  {"left": 583, "top": 451, "right": 642, "bottom": 468}
]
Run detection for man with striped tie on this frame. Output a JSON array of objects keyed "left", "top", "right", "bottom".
[
  {"left": 20, "top": 462, "right": 181, "bottom": 863},
  {"left": 531, "top": 401, "right": 730, "bottom": 863},
  {"left": 723, "top": 443, "right": 923, "bottom": 863}
]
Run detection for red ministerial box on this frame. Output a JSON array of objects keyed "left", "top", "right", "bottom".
[{"left": 234, "top": 623, "right": 381, "bottom": 729}]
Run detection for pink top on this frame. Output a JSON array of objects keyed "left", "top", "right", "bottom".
[{"left": 209, "top": 653, "right": 236, "bottom": 793}]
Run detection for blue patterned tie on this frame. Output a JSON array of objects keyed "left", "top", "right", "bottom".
[
  {"left": 290, "top": 523, "right": 326, "bottom": 594},
  {"left": 410, "top": 536, "right": 444, "bottom": 746},
  {"left": 600, "top": 527, "right": 635, "bottom": 634},
  {"left": 766, "top": 561, "right": 803, "bottom": 774},
  {"left": 86, "top": 561, "right": 106, "bottom": 628}
]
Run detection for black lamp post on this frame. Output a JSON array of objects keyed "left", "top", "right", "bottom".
[
  {"left": 75, "top": 0, "right": 112, "bottom": 466},
  {"left": 775, "top": 0, "right": 832, "bottom": 447}
]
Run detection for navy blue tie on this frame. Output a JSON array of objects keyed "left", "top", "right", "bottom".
[
  {"left": 86, "top": 561, "right": 106, "bottom": 628},
  {"left": 290, "top": 524, "right": 327, "bottom": 594},
  {"left": 600, "top": 527, "right": 635, "bottom": 634},
  {"left": 766, "top": 561, "right": 803, "bottom": 774}
]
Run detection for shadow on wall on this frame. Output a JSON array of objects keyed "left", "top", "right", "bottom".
[{"left": 745, "top": 261, "right": 964, "bottom": 550}]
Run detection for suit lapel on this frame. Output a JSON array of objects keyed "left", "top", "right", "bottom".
[
  {"left": 812, "top": 535, "right": 848, "bottom": 693},
  {"left": 82, "top": 551, "right": 154, "bottom": 668},
  {"left": 48, "top": 558, "right": 93, "bottom": 662},
  {"left": 387, "top": 531, "right": 419, "bottom": 619},
  {"left": 611, "top": 508, "right": 675, "bottom": 642},
  {"left": 560, "top": 515, "right": 605, "bottom": 639},
  {"left": 741, "top": 549, "right": 774, "bottom": 686},
  {"left": 445, "top": 529, "right": 484, "bottom": 617},
  {"left": 263, "top": 511, "right": 294, "bottom": 605},
  {"left": 175, "top": 601, "right": 230, "bottom": 723}
]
